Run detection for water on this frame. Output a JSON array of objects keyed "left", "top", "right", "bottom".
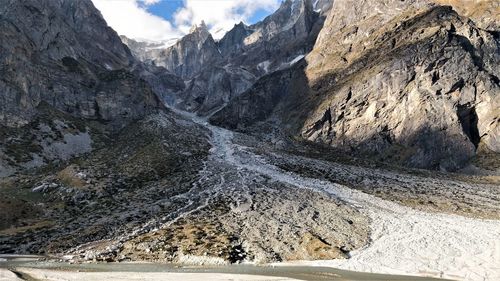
[{"left": 0, "top": 256, "right": 448, "bottom": 281}]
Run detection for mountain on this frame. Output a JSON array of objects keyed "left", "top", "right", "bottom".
[
  {"left": 126, "top": 22, "right": 222, "bottom": 80},
  {"left": 123, "top": 0, "right": 323, "bottom": 115},
  {"left": 0, "top": 0, "right": 212, "bottom": 257},
  {"left": 1, "top": 0, "right": 500, "bottom": 277},
  {"left": 0, "top": 0, "right": 162, "bottom": 127},
  {"left": 211, "top": 0, "right": 499, "bottom": 171},
  {"left": 0, "top": 0, "right": 186, "bottom": 177},
  {"left": 217, "top": 22, "right": 253, "bottom": 58}
]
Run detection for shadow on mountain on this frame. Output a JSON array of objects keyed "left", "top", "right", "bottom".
[{"left": 211, "top": 5, "right": 499, "bottom": 172}]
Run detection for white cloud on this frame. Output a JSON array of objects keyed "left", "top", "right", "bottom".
[
  {"left": 92, "top": 0, "right": 181, "bottom": 41},
  {"left": 174, "top": 0, "right": 280, "bottom": 39},
  {"left": 92, "top": 0, "right": 280, "bottom": 41},
  {"left": 142, "top": 0, "right": 160, "bottom": 4}
]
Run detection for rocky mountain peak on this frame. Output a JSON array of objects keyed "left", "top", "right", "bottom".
[
  {"left": 189, "top": 20, "right": 209, "bottom": 34},
  {"left": 184, "top": 20, "right": 212, "bottom": 48},
  {"left": 251, "top": 0, "right": 315, "bottom": 35},
  {"left": 138, "top": 20, "right": 221, "bottom": 79},
  {"left": 154, "top": 0, "right": 323, "bottom": 116},
  {"left": 217, "top": 22, "right": 253, "bottom": 57}
]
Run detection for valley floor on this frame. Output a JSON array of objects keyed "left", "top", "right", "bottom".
[
  {"left": 1, "top": 109, "right": 499, "bottom": 281},
  {"left": 205, "top": 115, "right": 500, "bottom": 281},
  {"left": 0, "top": 257, "right": 448, "bottom": 281}
]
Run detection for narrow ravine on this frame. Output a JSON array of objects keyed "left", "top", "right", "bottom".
[{"left": 172, "top": 107, "right": 500, "bottom": 281}]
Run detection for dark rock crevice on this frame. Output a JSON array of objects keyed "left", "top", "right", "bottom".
[{"left": 457, "top": 104, "right": 481, "bottom": 149}]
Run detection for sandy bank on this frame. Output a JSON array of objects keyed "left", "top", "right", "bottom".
[{"left": 3, "top": 268, "right": 298, "bottom": 281}]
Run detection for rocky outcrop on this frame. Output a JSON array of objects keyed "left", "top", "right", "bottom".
[
  {"left": 432, "top": 0, "right": 499, "bottom": 30},
  {"left": 130, "top": 63, "right": 185, "bottom": 105},
  {"left": 0, "top": 0, "right": 177, "bottom": 176},
  {"left": 175, "top": 65, "right": 256, "bottom": 115},
  {"left": 302, "top": 1, "right": 499, "bottom": 170},
  {"left": 0, "top": 0, "right": 162, "bottom": 128},
  {"left": 217, "top": 22, "right": 253, "bottom": 58},
  {"left": 143, "top": 22, "right": 222, "bottom": 79},
  {"left": 210, "top": 64, "right": 307, "bottom": 130},
  {"left": 212, "top": 1, "right": 499, "bottom": 171},
  {"left": 223, "top": 0, "right": 321, "bottom": 75}
]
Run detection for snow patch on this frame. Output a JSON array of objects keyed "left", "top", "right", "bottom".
[
  {"left": 277, "top": 55, "right": 305, "bottom": 70},
  {"left": 257, "top": 60, "right": 271, "bottom": 73},
  {"left": 144, "top": 38, "right": 179, "bottom": 50},
  {"left": 289, "top": 54, "right": 304, "bottom": 65}
]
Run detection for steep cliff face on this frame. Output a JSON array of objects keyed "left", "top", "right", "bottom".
[
  {"left": 183, "top": 0, "right": 321, "bottom": 115},
  {"left": 223, "top": 0, "right": 321, "bottom": 74},
  {"left": 212, "top": 0, "right": 499, "bottom": 171},
  {"left": 0, "top": 0, "right": 169, "bottom": 176},
  {"left": 0, "top": 0, "right": 162, "bottom": 128},
  {"left": 175, "top": 65, "right": 256, "bottom": 115},
  {"left": 217, "top": 22, "right": 253, "bottom": 58},
  {"left": 144, "top": 22, "right": 222, "bottom": 79},
  {"left": 302, "top": 1, "right": 499, "bottom": 170}
]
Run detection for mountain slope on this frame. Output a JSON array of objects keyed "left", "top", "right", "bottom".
[
  {"left": 211, "top": 0, "right": 499, "bottom": 171},
  {"left": 0, "top": 0, "right": 169, "bottom": 176},
  {"left": 0, "top": 0, "right": 162, "bottom": 127},
  {"left": 132, "top": 22, "right": 222, "bottom": 80}
]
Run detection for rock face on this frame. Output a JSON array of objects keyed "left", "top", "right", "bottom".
[
  {"left": 0, "top": 0, "right": 163, "bottom": 128},
  {"left": 432, "top": 0, "right": 499, "bottom": 30},
  {"left": 143, "top": 22, "right": 222, "bottom": 79},
  {"left": 212, "top": 0, "right": 499, "bottom": 171},
  {"left": 178, "top": 65, "right": 256, "bottom": 114},
  {"left": 123, "top": 0, "right": 323, "bottom": 115},
  {"left": 219, "top": 0, "right": 321, "bottom": 75},
  {"left": 0, "top": 0, "right": 174, "bottom": 176},
  {"left": 303, "top": 1, "right": 500, "bottom": 170},
  {"left": 217, "top": 22, "right": 253, "bottom": 58}
]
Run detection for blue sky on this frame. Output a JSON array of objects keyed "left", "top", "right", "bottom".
[
  {"left": 139, "top": 0, "right": 182, "bottom": 22},
  {"left": 143, "top": 0, "right": 273, "bottom": 24},
  {"left": 92, "top": 0, "right": 281, "bottom": 41}
]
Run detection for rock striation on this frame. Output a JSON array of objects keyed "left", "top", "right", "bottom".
[
  {"left": 212, "top": 0, "right": 499, "bottom": 170},
  {"left": 0, "top": 0, "right": 163, "bottom": 128}
]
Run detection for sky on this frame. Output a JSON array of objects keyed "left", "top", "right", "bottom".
[{"left": 91, "top": 0, "right": 281, "bottom": 41}]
